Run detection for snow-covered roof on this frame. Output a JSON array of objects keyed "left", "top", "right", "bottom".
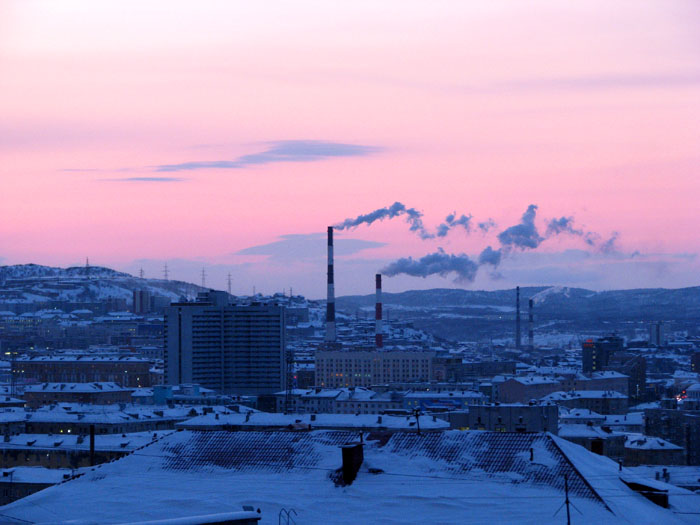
[
  {"left": 0, "top": 431, "right": 172, "bottom": 452},
  {"left": 0, "top": 467, "right": 80, "bottom": 484},
  {"left": 559, "top": 409, "right": 605, "bottom": 421},
  {"left": 625, "top": 435, "right": 683, "bottom": 451},
  {"left": 590, "top": 371, "right": 629, "bottom": 379},
  {"left": 542, "top": 390, "right": 627, "bottom": 401},
  {"left": 603, "top": 412, "right": 644, "bottom": 426},
  {"left": 403, "top": 390, "right": 484, "bottom": 399},
  {"left": 511, "top": 376, "right": 561, "bottom": 385},
  {"left": 558, "top": 424, "right": 622, "bottom": 439},
  {"left": 16, "top": 355, "right": 149, "bottom": 363},
  {"left": 178, "top": 412, "right": 449, "bottom": 431},
  {"left": 25, "top": 382, "right": 131, "bottom": 393},
  {"left": 2, "top": 430, "right": 696, "bottom": 524}
]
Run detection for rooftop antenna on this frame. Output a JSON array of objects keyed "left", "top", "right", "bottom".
[
  {"left": 201, "top": 267, "right": 207, "bottom": 288},
  {"left": 163, "top": 263, "right": 169, "bottom": 281},
  {"left": 227, "top": 273, "right": 232, "bottom": 294},
  {"left": 325, "top": 226, "right": 337, "bottom": 343}
]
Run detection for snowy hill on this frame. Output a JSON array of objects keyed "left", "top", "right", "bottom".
[
  {"left": 0, "top": 264, "right": 205, "bottom": 306},
  {"left": 336, "top": 285, "right": 700, "bottom": 341}
]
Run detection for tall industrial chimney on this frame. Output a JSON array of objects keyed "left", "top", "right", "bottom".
[
  {"left": 325, "top": 226, "right": 336, "bottom": 342},
  {"left": 528, "top": 298, "right": 534, "bottom": 350},
  {"left": 515, "top": 286, "right": 522, "bottom": 350},
  {"left": 375, "top": 274, "right": 383, "bottom": 349}
]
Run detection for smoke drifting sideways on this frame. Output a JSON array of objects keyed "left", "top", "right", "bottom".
[
  {"left": 335, "top": 202, "right": 474, "bottom": 240},
  {"left": 375, "top": 203, "right": 619, "bottom": 283},
  {"left": 382, "top": 248, "right": 478, "bottom": 284}
]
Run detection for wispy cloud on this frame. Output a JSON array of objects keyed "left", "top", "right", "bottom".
[
  {"left": 154, "top": 140, "right": 380, "bottom": 172},
  {"left": 103, "top": 177, "right": 185, "bottom": 182},
  {"left": 236, "top": 232, "right": 386, "bottom": 262},
  {"left": 497, "top": 71, "right": 700, "bottom": 92}
]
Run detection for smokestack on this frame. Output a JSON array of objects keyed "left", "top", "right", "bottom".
[
  {"left": 515, "top": 286, "right": 522, "bottom": 350},
  {"left": 375, "top": 274, "right": 383, "bottom": 349},
  {"left": 528, "top": 298, "right": 534, "bottom": 350},
  {"left": 325, "top": 226, "right": 336, "bottom": 342}
]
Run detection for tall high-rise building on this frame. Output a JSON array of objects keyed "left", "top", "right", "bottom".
[
  {"left": 649, "top": 322, "right": 665, "bottom": 347},
  {"left": 133, "top": 289, "right": 152, "bottom": 314},
  {"left": 164, "top": 291, "right": 286, "bottom": 395}
]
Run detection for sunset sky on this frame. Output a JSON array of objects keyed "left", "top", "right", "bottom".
[{"left": 2, "top": 1, "right": 699, "bottom": 297}]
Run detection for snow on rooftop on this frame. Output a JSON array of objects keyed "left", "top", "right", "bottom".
[
  {"left": 24, "top": 382, "right": 130, "bottom": 393},
  {"left": 3, "top": 429, "right": 695, "bottom": 524},
  {"left": 542, "top": 390, "right": 627, "bottom": 401},
  {"left": 0, "top": 466, "right": 80, "bottom": 485},
  {"left": 0, "top": 431, "right": 172, "bottom": 452},
  {"left": 178, "top": 412, "right": 449, "bottom": 431},
  {"left": 558, "top": 424, "right": 621, "bottom": 439},
  {"left": 625, "top": 434, "right": 683, "bottom": 451}
]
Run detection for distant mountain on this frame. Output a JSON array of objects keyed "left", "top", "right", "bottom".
[
  {"left": 337, "top": 285, "right": 700, "bottom": 318},
  {"left": 336, "top": 285, "right": 700, "bottom": 341},
  {"left": 0, "top": 264, "right": 205, "bottom": 306}
]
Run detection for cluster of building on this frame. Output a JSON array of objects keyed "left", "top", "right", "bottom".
[{"left": 0, "top": 233, "right": 700, "bottom": 520}]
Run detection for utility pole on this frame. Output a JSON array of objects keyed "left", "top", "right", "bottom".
[{"left": 564, "top": 474, "right": 571, "bottom": 525}]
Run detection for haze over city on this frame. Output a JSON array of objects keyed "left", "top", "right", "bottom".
[{"left": 2, "top": 1, "right": 699, "bottom": 297}]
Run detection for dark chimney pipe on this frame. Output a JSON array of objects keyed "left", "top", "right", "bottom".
[
  {"left": 341, "top": 443, "right": 364, "bottom": 485},
  {"left": 325, "top": 226, "right": 336, "bottom": 343},
  {"left": 515, "top": 286, "right": 522, "bottom": 350},
  {"left": 375, "top": 274, "right": 383, "bottom": 349},
  {"left": 528, "top": 298, "right": 534, "bottom": 350}
]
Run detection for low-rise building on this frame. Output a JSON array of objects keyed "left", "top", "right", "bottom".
[
  {"left": 541, "top": 391, "right": 628, "bottom": 415},
  {"left": 315, "top": 350, "right": 434, "bottom": 388},
  {"left": 0, "top": 467, "right": 78, "bottom": 505},
  {"left": 558, "top": 424, "right": 625, "bottom": 460},
  {"left": 645, "top": 408, "right": 700, "bottom": 465},
  {"left": 465, "top": 403, "right": 558, "bottom": 433},
  {"left": 624, "top": 435, "right": 685, "bottom": 466},
  {"left": 177, "top": 411, "right": 449, "bottom": 433},
  {"left": 0, "top": 431, "right": 172, "bottom": 469},
  {"left": 16, "top": 355, "right": 152, "bottom": 388},
  {"left": 497, "top": 376, "right": 562, "bottom": 403},
  {"left": 23, "top": 383, "right": 133, "bottom": 408},
  {"left": 23, "top": 405, "right": 199, "bottom": 435},
  {"left": 403, "top": 390, "right": 486, "bottom": 412}
]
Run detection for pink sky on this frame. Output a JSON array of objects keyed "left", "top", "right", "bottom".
[{"left": 1, "top": 1, "right": 699, "bottom": 297}]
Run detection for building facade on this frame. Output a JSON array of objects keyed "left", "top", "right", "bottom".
[
  {"left": 16, "top": 356, "right": 151, "bottom": 388},
  {"left": 315, "top": 350, "right": 434, "bottom": 388},
  {"left": 164, "top": 291, "right": 286, "bottom": 395},
  {"left": 465, "top": 403, "right": 559, "bottom": 433}
]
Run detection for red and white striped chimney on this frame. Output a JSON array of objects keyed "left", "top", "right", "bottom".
[
  {"left": 325, "top": 226, "right": 336, "bottom": 342},
  {"left": 375, "top": 273, "right": 383, "bottom": 349}
]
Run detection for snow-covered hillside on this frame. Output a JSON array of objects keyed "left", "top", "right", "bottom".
[{"left": 0, "top": 264, "right": 204, "bottom": 305}]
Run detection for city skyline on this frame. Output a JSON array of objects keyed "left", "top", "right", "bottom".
[{"left": 2, "top": 1, "right": 699, "bottom": 296}]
